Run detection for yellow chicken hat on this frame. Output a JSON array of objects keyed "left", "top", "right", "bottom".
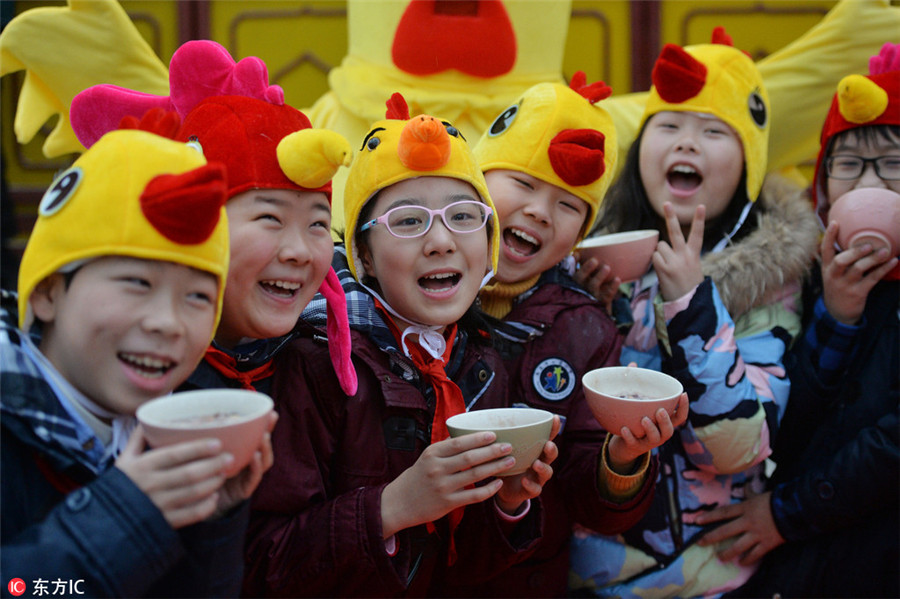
[
  {"left": 474, "top": 72, "right": 618, "bottom": 238},
  {"left": 18, "top": 129, "right": 230, "bottom": 334},
  {"left": 343, "top": 93, "right": 499, "bottom": 282},
  {"left": 642, "top": 27, "right": 770, "bottom": 202}
]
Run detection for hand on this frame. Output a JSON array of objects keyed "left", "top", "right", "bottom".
[
  {"left": 380, "top": 431, "right": 518, "bottom": 538},
  {"left": 574, "top": 255, "right": 622, "bottom": 312},
  {"left": 695, "top": 491, "right": 785, "bottom": 565},
  {"left": 494, "top": 415, "right": 562, "bottom": 514},
  {"left": 607, "top": 392, "right": 689, "bottom": 471},
  {"left": 213, "top": 410, "right": 279, "bottom": 518},
  {"left": 654, "top": 203, "right": 705, "bottom": 301},
  {"left": 115, "top": 426, "right": 232, "bottom": 529},
  {"left": 820, "top": 221, "right": 897, "bottom": 325}
]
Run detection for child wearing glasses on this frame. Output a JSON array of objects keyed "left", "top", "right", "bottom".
[
  {"left": 243, "top": 94, "right": 558, "bottom": 597},
  {"left": 694, "top": 43, "right": 899, "bottom": 598}
]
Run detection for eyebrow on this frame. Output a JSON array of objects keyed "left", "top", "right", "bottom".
[{"left": 384, "top": 193, "right": 480, "bottom": 212}]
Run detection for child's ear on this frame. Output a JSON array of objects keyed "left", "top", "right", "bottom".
[
  {"left": 359, "top": 242, "right": 376, "bottom": 278},
  {"left": 30, "top": 274, "right": 66, "bottom": 324}
]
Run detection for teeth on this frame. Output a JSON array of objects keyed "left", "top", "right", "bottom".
[
  {"left": 263, "top": 280, "right": 300, "bottom": 290},
  {"left": 120, "top": 353, "right": 173, "bottom": 375},
  {"left": 511, "top": 228, "right": 539, "bottom": 245},
  {"left": 425, "top": 273, "right": 456, "bottom": 280},
  {"left": 671, "top": 165, "right": 698, "bottom": 175}
]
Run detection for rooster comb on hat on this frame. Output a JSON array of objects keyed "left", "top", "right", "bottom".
[
  {"left": 643, "top": 27, "right": 769, "bottom": 202},
  {"left": 474, "top": 71, "right": 618, "bottom": 238}
]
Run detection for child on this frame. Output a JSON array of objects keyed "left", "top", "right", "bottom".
[
  {"left": 439, "top": 74, "right": 690, "bottom": 598},
  {"left": 69, "top": 40, "right": 357, "bottom": 397},
  {"left": 244, "top": 94, "right": 558, "bottom": 597},
  {"left": 568, "top": 28, "right": 820, "bottom": 598},
  {"left": 695, "top": 42, "right": 899, "bottom": 598},
  {"left": 1, "top": 128, "right": 275, "bottom": 597}
]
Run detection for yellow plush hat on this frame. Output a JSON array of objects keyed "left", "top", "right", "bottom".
[
  {"left": 642, "top": 27, "right": 770, "bottom": 201},
  {"left": 474, "top": 72, "right": 618, "bottom": 237},
  {"left": 18, "top": 129, "right": 230, "bottom": 335},
  {"left": 343, "top": 93, "right": 500, "bottom": 281}
]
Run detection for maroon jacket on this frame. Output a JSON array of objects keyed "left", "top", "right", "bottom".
[
  {"left": 442, "top": 276, "right": 658, "bottom": 597},
  {"left": 243, "top": 320, "right": 543, "bottom": 598}
]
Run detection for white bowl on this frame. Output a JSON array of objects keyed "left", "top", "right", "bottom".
[
  {"left": 577, "top": 230, "right": 659, "bottom": 282},
  {"left": 446, "top": 408, "right": 554, "bottom": 476},
  {"left": 137, "top": 389, "right": 274, "bottom": 477},
  {"left": 581, "top": 367, "right": 682, "bottom": 434}
]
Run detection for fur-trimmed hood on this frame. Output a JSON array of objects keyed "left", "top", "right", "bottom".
[{"left": 703, "top": 174, "right": 819, "bottom": 318}]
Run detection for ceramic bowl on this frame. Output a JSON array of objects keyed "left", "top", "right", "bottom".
[
  {"left": 576, "top": 230, "right": 660, "bottom": 282},
  {"left": 137, "top": 389, "right": 274, "bottom": 477},
  {"left": 582, "top": 367, "right": 682, "bottom": 434},
  {"left": 446, "top": 408, "right": 554, "bottom": 476},
  {"left": 828, "top": 188, "right": 900, "bottom": 256}
]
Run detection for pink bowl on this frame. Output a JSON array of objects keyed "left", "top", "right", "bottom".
[
  {"left": 577, "top": 230, "right": 659, "bottom": 282},
  {"left": 828, "top": 188, "right": 900, "bottom": 256},
  {"left": 582, "top": 367, "right": 682, "bottom": 434},
  {"left": 137, "top": 389, "right": 274, "bottom": 477}
]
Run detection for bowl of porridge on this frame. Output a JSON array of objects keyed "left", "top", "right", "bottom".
[
  {"left": 582, "top": 366, "right": 683, "bottom": 435},
  {"left": 446, "top": 408, "right": 554, "bottom": 476},
  {"left": 137, "top": 389, "right": 274, "bottom": 476},
  {"left": 576, "top": 230, "right": 659, "bottom": 282}
]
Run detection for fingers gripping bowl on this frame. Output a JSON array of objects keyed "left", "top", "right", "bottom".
[
  {"left": 137, "top": 389, "right": 274, "bottom": 477},
  {"left": 446, "top": 408, "right": 554, "bottom": 476},
  {"left": 576, "top": 230, "right": 660, "bottom": 282},
  {"left": 581, "top": 367, "right": 683, "bottom": 434}
]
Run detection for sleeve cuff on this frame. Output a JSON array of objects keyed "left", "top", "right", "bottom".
[
  {"left": 494, "top": 498, "right": 531, "bottom": 522},
  {"left": 598, "top": 435, "right": 650, "bottom": 501}
]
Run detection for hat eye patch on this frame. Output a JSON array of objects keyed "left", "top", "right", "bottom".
[
  {"left": 361, "top": 127, "right": 386, "bottom": 152},
  {"left": 39, "top": 167, "right": 83, "bottom": 217},
  {"left": 488, "top": 104, "right": 519, "bottom": 137},
  {"left": 442, "top": 121, "right": 465, "bottom": 141},
  {"left": 748, "top": 90, "right": 767, "bottom": 128}
]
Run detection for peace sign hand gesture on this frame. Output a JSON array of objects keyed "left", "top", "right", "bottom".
[{"left": 654, "top": 203, "right": 706, "bottom": 301}]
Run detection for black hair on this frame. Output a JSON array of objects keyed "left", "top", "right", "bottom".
[
  {"left": 825, "top": 124, "right": 900, "bottom": 157},
  {"left": 591, "top": 122, "right": 760, "bottom": 253}
]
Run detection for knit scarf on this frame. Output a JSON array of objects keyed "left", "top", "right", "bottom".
[
  {"left": 479, "top": 275, "right": 540, "bottom": 319},
  {"left": 381, "top": 309, "right": 467, "bottom": 564},
  {"left": 203, "top": 345, "right": 275, "bottom": 391}
]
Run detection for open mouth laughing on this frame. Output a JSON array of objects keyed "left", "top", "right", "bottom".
[
  {"left": 118, "top": 352, "right": 175, "bottom": 379},
  {"left": 503, "top": 227, "right": 541, "bottom": 257},
  {"left": 260, "top": 279, "right": 300, "bottom": 298},
  {"left": 419, "top": 271, "right": 462, "bottom": 293},
  {"left": 667, "top": 164, "right": 703, "bottom": 194}
]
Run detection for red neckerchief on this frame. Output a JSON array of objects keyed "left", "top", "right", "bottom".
[
  {"left": 380, "top": 307, "right": 467, "bottom": 565},
  {"left": 203, "top": 345, "right": 275, "bottom": 391}
]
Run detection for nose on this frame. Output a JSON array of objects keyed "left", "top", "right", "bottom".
[
  {"left": 523, "top": 194, "right": 552, "bottom": 225},
  {"left": 675, "top": 132, "right": 699, "bottom": 153},
  {"left": 141, "top": 292, "right": 186, "bottom": 337},
  {"left": 422, "top": 216, "right": 457, "bottom": 255},
  {"left": 278, "top": 230, "right": 314, "bottom": 264},
  {"left": 855, "top": 161, "right": 887, "bottom": 190}
]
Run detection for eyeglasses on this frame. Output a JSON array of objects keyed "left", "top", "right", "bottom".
[
  {"left": 825, "top": 155, "right": 900, "bottom": 181},
  {"left": 360, "top": 200, "right": 493, "bottom": 239}
]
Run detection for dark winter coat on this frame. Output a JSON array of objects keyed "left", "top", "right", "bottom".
[
  {"left": 243, "top": 253, "right": 542, "bottom": 598},
  {"left": 0, "top": 290, "right": 248, "bottom": 599},
  {"left": 443, "top": 269, "right": 658, "bottom": 598}
]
